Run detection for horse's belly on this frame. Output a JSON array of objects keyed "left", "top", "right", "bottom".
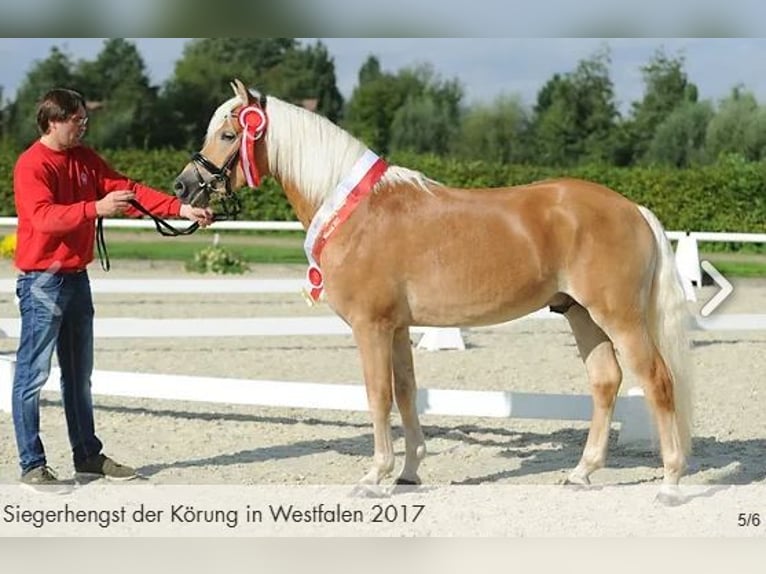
[{"left": 406, "top": 274, "right": 557, "bottom": 327}]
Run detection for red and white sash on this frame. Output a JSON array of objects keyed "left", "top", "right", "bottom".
[{"left": 302, "top": 150, "right": 388, "bottom": 304}]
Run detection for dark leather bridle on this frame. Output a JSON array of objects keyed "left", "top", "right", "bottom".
[{"left": 188, "top": 145, "right": 243, "bottom": 221}]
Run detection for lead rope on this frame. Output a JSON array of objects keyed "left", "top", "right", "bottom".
[
  {"left": 127, "top": 199, "right": 201, "bottom": 237},
  {"left": 96, "top": 216, "right": 111, "bottom": 271},
  {"left": 95, "top": 200, "right": 202, "bottom": 272}
]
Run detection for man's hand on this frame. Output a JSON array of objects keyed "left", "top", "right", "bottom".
[
  {"left": 179, "top": 204, "right": 215, "bottom": 227},
  {"left": 96, "top": 191, "right": 135, "bottom": 217}
]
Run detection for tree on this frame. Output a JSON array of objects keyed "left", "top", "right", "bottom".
[
  {"left": 454, "top": 94, "right": 530, "bottom": 164},
  {"left": 390, "top": 95, "right": 454, "bottom": 155},
  {"left": 705, "top": 86, "right": 765, "bottom": 161},
  {"left": 532, "top": 74, "right": 582, "bottom": 165},
  {"left": 5, "top": 47, "right": 75, "bottom": 148},
  {"left": 625, "top": 49, "right": 699, "bottom": 164},
  {"left": 74, "top": 39, "right": 157, "bottom": 148},
  {"left": 157, "top": 38, "right": 297, "bottom": 149},
  {"left": 343, "top": 73, "right": 404, "bottom": 153},
  {"left": 530, "top": 48, "right": 619, "bottom": 166},
  {"left": 388, "top": 65, "right": 463, "bottom": 155},
  {"left": 742, "top": 107, "right": 766, "bottom": 161},
  {"left": 75, "top": 39, "right": 150, "bottom": 101},
  {"left": 270, "top": 41, "right": 343, "bottom": 123},
  {"left": 644, "top": 101, "right": 713, "bottom": 167},
  {"left": 358, "top": 56, "right": 382, "bottom": 85},
  {"left": 156, "top": 38, "right": 342, "bottom": 149},
  {"left": 344, "top": 62, "right": 463, "bottom": 155},
  {"left": 0, "top": 86, "right": 6, "bottom": 141}
]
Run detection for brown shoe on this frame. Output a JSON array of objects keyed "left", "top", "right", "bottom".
[
  {"left": 75, "top": 454, "right": 139, "bottom": 481},
  {"left": 20, "top": 465, "right": 73, "bottom": 494}
]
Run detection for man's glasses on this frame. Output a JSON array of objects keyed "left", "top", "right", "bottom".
[{"left": 69, "top": 114, "right": 89, "bottom": 127}]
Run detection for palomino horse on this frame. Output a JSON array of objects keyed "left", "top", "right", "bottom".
[{"left": 173, "top": 79, "right": 693, "bottom": 501}]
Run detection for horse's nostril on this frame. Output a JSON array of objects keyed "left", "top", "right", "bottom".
[{"left": 173, "top": 179, "right": 186, "bottom": 199}]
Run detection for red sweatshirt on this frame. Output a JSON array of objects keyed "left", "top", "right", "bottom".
[{"left": 14, "top": 140, "right": 182, "bottom": 272}]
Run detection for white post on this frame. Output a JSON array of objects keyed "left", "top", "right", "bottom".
[
  {"left": 416, "top": 328, "right": 465, "bottom": 351},
  {"left": 0, "top": 354, "right": 15, "bottom": 413},
  {"left": 616, "top": 387, "right": 656, "bottom": 448},
  {"left": 674, "top": 233, "right": 700, "bottom": 301}
]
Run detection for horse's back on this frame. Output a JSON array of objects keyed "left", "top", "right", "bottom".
[{"left": 461, "top": 177, "right": 637, "bottom": 210}]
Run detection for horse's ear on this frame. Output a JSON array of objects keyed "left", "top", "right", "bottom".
[{"left": 231, "top": 78, "right": 253, "bottom": 105}]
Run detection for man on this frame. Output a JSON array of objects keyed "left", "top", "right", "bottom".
[{"left": 12, "top": 87, "right": 213, "bottom": 491}]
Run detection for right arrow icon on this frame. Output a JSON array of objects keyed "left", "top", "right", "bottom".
[{"left": 699, "top": 260, "right": 734, "bottom": 317}]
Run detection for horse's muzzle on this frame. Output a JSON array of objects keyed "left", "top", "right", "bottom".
[{"left": 173, "top": 168, "right": 208, "bottom": 206}]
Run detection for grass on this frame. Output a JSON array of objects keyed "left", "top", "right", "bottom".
[
  {"left": 704, "top": 259, "right": 766, "bottom": 278},
  {"left": 101, "top": 229, "right": 307, "bottom": 263},
  {"left": 702, "top": 251, "right": 766, "bottom": 278},
  {"left": 104, "top": 240, "right": 307, "bottom": 263}
]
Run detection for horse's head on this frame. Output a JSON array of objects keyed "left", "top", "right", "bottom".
[{"left": 173, "top": 78, "right": 269, "bottom": 217}]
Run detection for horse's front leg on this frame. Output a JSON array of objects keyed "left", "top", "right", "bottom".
[
  {"left": 352, "top": 320, "right": 396, "bottom": 486},
  {"left": 392, "top": 326, "right": 426, "bottom": 485}
]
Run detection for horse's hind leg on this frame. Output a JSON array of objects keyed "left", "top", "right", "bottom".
[
  {"left": 602, "top": 321, "right": 687, "bottom": 497},
  {"left": 392, "top": 327, "right": 426, "bottom": 485},
  {"left": 352, "top": 321, "right": 396, "bottom": 486},
  {"left": 564, "top": 304, "right": 623, "bottom": 486}
]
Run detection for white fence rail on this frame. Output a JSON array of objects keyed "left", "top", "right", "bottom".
[
  {"left": 1, "top": 310, "right": 765, "bottom": 340},
  {"left": 2, "top": 217, "right": 766, "bottom": 241},
  {"left": 0, "top": 359, "right": 654, "bottom": 446},
  {"left": 0, "top": 217, "right": 304, "bottom": 231},
  {"left": 0, "top": 278, "right": 306, "bottom": 295},
  {"left": 665, "top": 231, "right": 766, "bottom": 243}
]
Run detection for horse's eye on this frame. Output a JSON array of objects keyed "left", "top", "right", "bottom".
[{"left": 221, "top": 131, "right": 237, "bottom": 142}]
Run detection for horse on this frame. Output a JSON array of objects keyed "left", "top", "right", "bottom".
[{"left": 173, "top": 79, "right": 693, "bottom": 502}]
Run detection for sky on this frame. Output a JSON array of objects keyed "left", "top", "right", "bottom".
[{"left": 2, "top": 38, "right": 766, "bottom": 114}]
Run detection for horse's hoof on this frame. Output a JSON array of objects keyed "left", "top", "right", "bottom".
[
  {"left": 392, "top": 477, "right": 421, "bottom": 495},
  {"left": 348, "top": 483, "right": 389, "bottom": 499},
  {"left": 562, "top": 474, "right": 590, "bottom": 488},
  {"left": 655, "top": 489, "right": 687, "bottom": 507}
]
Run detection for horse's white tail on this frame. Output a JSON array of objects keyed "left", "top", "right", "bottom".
[{"left": 637, "top": 206, "right": 694, "bottom": 455}]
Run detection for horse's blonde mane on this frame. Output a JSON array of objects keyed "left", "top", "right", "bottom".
[{"left": 207, "top": 92, "right": 435, "bottom": 205}]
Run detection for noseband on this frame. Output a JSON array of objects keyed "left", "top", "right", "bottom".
[{"left": 190, "top": 148, "right": 242, "bottom": 221}]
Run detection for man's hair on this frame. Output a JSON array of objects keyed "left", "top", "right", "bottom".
[{"left": 36, "top": 88, "right": 86, "bottom": 134}]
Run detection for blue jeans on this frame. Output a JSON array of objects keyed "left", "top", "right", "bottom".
[{"left": 12, "top": 270, "right": 103, "bottom": 474}]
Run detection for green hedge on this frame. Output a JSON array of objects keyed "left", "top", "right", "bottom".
[{"left": 2, "top": 147, "right": 765, "bottom": 233}]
